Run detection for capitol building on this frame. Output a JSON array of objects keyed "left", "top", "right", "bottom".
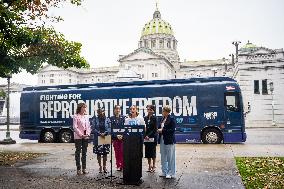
[
  {"left": 39, "top": 7, "right": 232, "bottom": 85},
  {"left": 37, "top": 7, "right": 284, "bottom": 127}
]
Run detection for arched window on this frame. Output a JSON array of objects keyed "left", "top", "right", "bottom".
[
  {"left": 151, "top": 39, "right": 156, "bottom": 48},
  {"left": 173, "top": 40, "right": 176, "bottom": 50},
  {"left": 144, "top": 40, "right": 148, "bottom": 48},
  {"left": 159, "top": 39, "right": 164, "bottom": 48},
  {"left": 167, "top": 39, "right": 171, "bottom": 48}
]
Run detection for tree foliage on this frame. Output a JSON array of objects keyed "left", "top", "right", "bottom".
[
  {"left": 0, "top": 0, "right": 89, "bottom": 78},
  {"left": 0, "top": 88, "right": 6, "bottom": 98}
]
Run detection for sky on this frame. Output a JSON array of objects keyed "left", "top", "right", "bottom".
[{"left": 1, "top": 0, "right": 284, "bottom": 85}]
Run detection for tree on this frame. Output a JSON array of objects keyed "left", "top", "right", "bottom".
[
  {"left": 0, "top": 89, "right": 6, "bottom": 99},
  {"left": 0, "top": 0, "right": 89, "bottom": 78}
]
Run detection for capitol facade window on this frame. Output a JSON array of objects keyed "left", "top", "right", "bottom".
[
  {"left": 262, "top": 79, "right": 268, "bottom": 95},
  {"left": 167, "top": 39, "right": 171, "bottom": 48},
  {"left": 144, "top": 40, "right": 148, "bottom": 48},
  {"left": 151, "top": 39, "right": 156, "bottom": 48},
  {"left": 254, "top": 80, "right": 260, "bottom": 94},
  {"left": 159, "top": 39, "right": 164, "bottom": 48},
  {"left": 152, "top": 73, "right": 158, "bottom": 77}
]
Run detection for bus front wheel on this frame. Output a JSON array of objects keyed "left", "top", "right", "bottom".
[
  {"left": 202, "top": 128, "right": 222, "bottom": 144},
  {"left": 59, "top": 129, "right": 73, "bottom": 143},
  {"left": 41, "top": 130, "right": 56, "bottom": 143}
]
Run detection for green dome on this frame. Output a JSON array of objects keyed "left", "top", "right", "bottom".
[
  {"left": 240, "top": 41, "right": 258, "bottom": 51},
  {"left": 141, "top": 10, "right": 174, "bottom": 37}
]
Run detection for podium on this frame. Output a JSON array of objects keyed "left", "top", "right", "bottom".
[{"left": 112, "top": 125, "right": 144, "bottom": 185}]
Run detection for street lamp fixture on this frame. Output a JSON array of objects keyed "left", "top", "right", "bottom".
[
  {"left": 269, "top": 81, "right": 276, "bottom": 126},
  {"left": 232, "top": 41, "right": 241, "bottom": 63},
  {"left": 0, "top": 74, "right": 16, "bottom": 144}
]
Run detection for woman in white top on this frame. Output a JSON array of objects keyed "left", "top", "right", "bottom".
[
  {"left": 124, "top": 105, "right": 145, "bottom": 126},
  {"left": 123, "top": 105, "right": 145, "bottom": 185}
]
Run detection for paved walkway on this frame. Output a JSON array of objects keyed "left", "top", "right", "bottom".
[
  {"left": 1, "top": 128, "right": 284, "bottom": 188},
  {"left": 0, "top": 143, "right": 247, "bottom": 189}
]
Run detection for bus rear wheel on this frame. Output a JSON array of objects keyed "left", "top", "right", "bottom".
[
  {"left": 202, "top": 128, "right": 222, "bottom": 144},
  {"left": 59, "top": 129, "right": 73, "bottom": 143},
  {"left": 41, "top": 130, "right": 56, "bottom": 143}
]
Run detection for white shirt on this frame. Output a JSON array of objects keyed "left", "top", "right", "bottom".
[{"left": 124, "top": 116, "right": 145, "bottom": 126}]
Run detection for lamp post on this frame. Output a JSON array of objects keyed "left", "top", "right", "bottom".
[
  {"left": 211, "top": 68, "right": 217, "bottom": 77},
  {"left": 0, "top": 74, "right": 16, "bottom": 144},
  {"left": 269, "top": 82, "right": 276, "bottom": 126},
  {"left": 229, "top": 54, "right": 235, "bottom": 65},
  {"left": 232, "top": 41, "right": 241, "bottom": 63}
]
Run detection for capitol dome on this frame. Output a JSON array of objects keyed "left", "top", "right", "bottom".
[
  {"left": 141, "top": 10, "right": 174, "bottom": 36},
  {"left": 240, "top": 41, "right": 258, "bottom": 52},
  {"left": 138, "top": 6, "right": 180, "bottom": 63}
]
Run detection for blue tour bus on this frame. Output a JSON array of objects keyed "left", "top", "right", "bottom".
[{"left": 19, "top": 77, "right": 247, "bottom": 144}]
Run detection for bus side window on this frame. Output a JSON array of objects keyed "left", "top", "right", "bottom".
[{"left": 225, "top": 92, "right": 240, "bottom": 112}]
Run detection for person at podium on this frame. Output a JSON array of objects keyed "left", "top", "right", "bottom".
[
  {"left": 123, "top": 105, "right": 146, "bottom": 185},
  {"left": 125, "top": 105, "right": 145, "bottom": 126}
]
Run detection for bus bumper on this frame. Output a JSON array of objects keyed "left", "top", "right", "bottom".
[
  {"left": 223, "top": 132, "right": 246, "bottom": 143},
  {"left": 19, "top": 132, "right": 40, "bottom": 140}
]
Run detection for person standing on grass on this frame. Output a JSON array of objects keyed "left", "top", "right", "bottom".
[
  {"left": 110, "top": 105, "right": 125, "bottom": 171},
  {"left": 144, "top": 105, "right": 158, "bottom": 173},
  {"left": 73, "top": 103, "right": 91, "bottom": 175}
]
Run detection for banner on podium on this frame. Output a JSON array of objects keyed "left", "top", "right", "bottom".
[{"left": 112, "top": 125, "right": 145, "bottom": 136}]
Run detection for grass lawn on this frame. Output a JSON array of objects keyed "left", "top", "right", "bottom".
[
  {"left": 0, "top": 151, "right": 44, "bottom": 166},
  {"left": 235, "top": 157, "right": 284, "bottom": 189}
]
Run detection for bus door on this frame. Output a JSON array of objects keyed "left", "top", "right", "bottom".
[
  {"left": 224, "top": 92, "right": 243, "bottom": 142},
  {"left": 199, "top": 85, "right": 226, "bottom": 130}
]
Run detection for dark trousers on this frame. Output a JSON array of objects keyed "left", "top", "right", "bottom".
[{"left": 74, "top": 139, "right": 88, "bottom": 170}]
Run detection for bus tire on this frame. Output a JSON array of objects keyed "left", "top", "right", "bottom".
[
  {"left": 202, "top": 128, "right": 222, "bottom": 144},
  {"left": 41, "top": 130, "right": 56, "bottom": 143},
  {"left": 59, "top": 129, "right": 73, "bottom": 143}
]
